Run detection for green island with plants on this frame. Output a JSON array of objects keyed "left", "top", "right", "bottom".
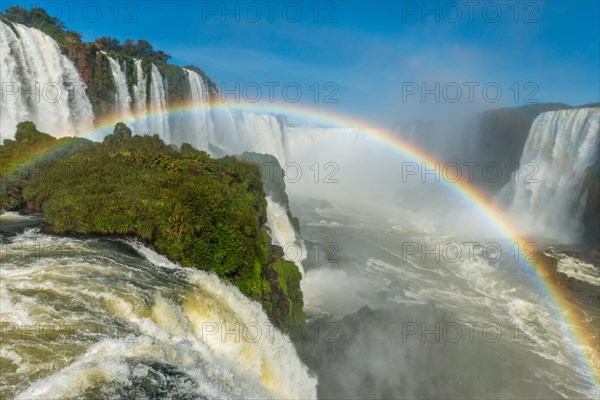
[{"left": 0, "top": 121, "right": 305, "bottom": 340}]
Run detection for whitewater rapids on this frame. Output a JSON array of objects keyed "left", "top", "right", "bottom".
[{"left": 0, "top": 226, "right": 317, "bottom": 399}]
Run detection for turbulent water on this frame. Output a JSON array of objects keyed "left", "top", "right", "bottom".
[
  {"left": 0, "top": 218, "right": 317, "bottom": 399},
  {"left": 265, "top": 197, "right": 306, "bottom": 274},
  {"left": 501, "top": 108, "right": 600, "bottom": 243},
  {"left": 0, "top": 21, "right": 93, "bottom": 140},
  {"left": 294, "top": 199, "right": 599, "bottom": 399}
]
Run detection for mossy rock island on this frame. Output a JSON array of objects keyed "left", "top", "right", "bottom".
[{"left": 0, "top": 121, "right": 305, "bottom": 340}]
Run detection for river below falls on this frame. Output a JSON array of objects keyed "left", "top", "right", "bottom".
[
  {"left": 1, "top": 206, "right": 598, "bottom": 399},
  {"left": 292, "top": 197, "right": 599, "bottom": 399}
]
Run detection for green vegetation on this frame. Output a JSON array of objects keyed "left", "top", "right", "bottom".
[
  {"left": 0, "top": 122, "right": 305, "bottom": 338},
  {"left": 98, "top": 37, "right": 171, "bottom": 64},
  {"left": 164, "top": 64, "right": 190, "bottom": 103},
  {"left": 0, "top": 122, "right": 94, "bottom": 210},
  {"left": 1, "top": 6, "right": 78, "bottom": 45}
]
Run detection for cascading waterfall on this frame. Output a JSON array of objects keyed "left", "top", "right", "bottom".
[
  {"left": 184, "top": 69, "right": 211, "bottom": 150},
  {"left": 0, "top": 20, "right": 93, "bottom": 140},
  {"left": 149, "top": 64, "right": 170, "bottom": 141},
  {"left": 501, "top": 107, "right": 600, "bottom": 242},
  {"left": 205, "top": 110, "right": 287, "bottom": 163},
  {"left": 132, "top": 59, "right": 149, "bottom": 134},
  {"left": 104, "top": 57, "right": 150, "bottom": 136},
  {"left": 266, "top": 197, "right": 306, "bottom": 274},
  {"left": 0, "top": 21, "right": 27, "bottom": 138},
  {"left": 103, "top": 53, "right": 133, "bottom": 125},
  {"left": 0, "top": 228, "right": 317, "bottom": 399},
  {"left": 0, "top": 17, "right": 359, "bottom": 195}
]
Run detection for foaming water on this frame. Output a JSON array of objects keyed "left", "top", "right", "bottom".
[
  {"left": 544, "top": 249, "right": 600, "bottom": 287},
  {"left": 0, "top": 229, "right": 316, "bottom": 399},
  {"left": 294, "top": 198, "right": 598, "bottom": 399},
  {"left": 266, "top": 196, "right": 306, "bottom": 274},
  {"left": 0, "top": 20, "right": 93, "bottom": 139},
  {"left": 501, "top": 108, "right": 600, "bottom": 243}
]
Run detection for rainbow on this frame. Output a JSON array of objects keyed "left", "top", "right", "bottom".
[{"left": 6, "top": 99, "right": 600, "bottom": 393}]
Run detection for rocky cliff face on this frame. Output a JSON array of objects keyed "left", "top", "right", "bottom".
[{"left": 580, "top": 158, "right": 600, "bottom": 249}]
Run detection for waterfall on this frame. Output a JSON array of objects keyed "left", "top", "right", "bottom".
[
  {"left": 204, "top": 109, "right": 287, "bottom": 162},
  {"left": 228, "top": 112, "right": 286, "bottom": 162},
  {"left": 0, "top": 21, "right": 27, "bottom": 139},
  {"left": 266, "top": 196, "right": 306, "bottom": 274},
  {"left": 132, "top": 59, "right": 149, "bottom": 134},
  {"left": 184, "top": 68, "right": 211, "bottom": 149},
  {"left": 0, "top": 20, "right": 93, "bottom": 140},
  {"left": 1, "top": 229, "right": 317, "bottom": 399},
  {"left": 103, "top": 53, "right": 133, "bottom": 125},
  {"left": 502, "top": 108, "right": 600, "bottom": 242},
  {"left": 148, "top": 64, "right": 169, "bottom": 141}
]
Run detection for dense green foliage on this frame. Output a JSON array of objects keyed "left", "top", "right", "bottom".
[
  {"left": 164, "top": 64, "right": 191, "bottom": 103},
  {"left": 22, "top": 125, "right": 267, "bottom": 298},
  {"left": 0, "top": 122, "right": 94, "bottom": 210},
  {"left": 268, "top": 259, "right": 305, "bottom": 325},
  {"left": 98, "top": 37, "right": 172, "bottom": 64},
  {"left": 2, "top": 6, "right": 76, "bottom": 44},
  {"left": 1, "top": 123, "right": 305, "bottom": 337}
]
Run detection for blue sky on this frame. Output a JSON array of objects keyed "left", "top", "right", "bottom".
[{"left": 7, "top": 0, "right": 599, "bottom": 125}]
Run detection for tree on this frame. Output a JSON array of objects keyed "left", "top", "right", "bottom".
[
  {"left": 113, "top": 122, "right": 133, "bottom": 140},
  {"left": 136, "top": 39, "right": 154, "bottom": 57},
  {"left": 96, "top": 36, "right": 120, "bottom": 51}
]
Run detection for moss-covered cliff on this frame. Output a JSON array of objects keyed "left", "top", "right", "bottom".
[{"left": 0, "top": 122, "right": 305, "bottom": 339}]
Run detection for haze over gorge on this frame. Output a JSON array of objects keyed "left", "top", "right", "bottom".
[{"left": 0, "top": 3, "right": 599, "bottom": 400}]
